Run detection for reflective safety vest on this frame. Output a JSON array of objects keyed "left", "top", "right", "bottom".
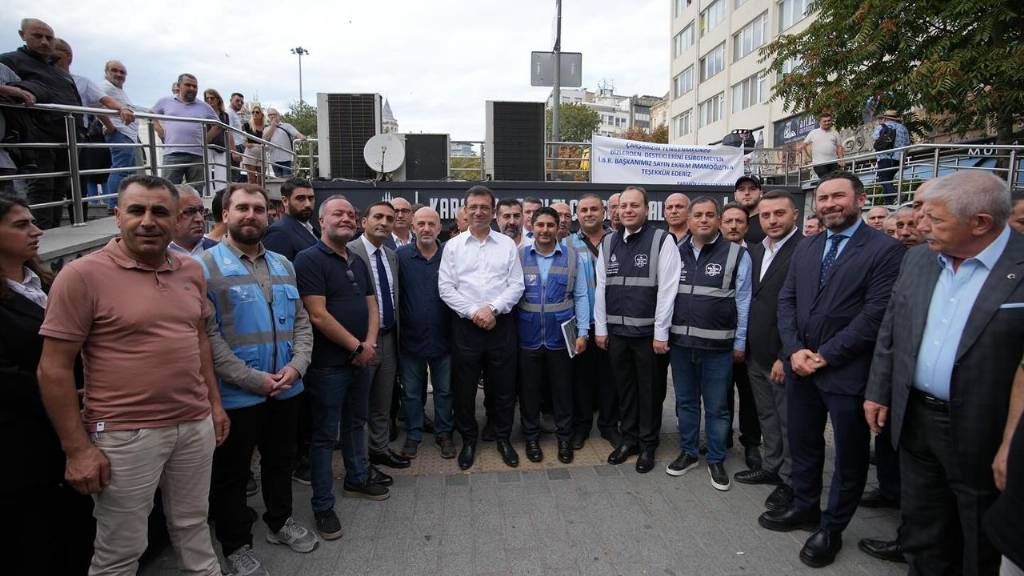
[
  {"left": 516, "top": 243, "right": 578, "bottom": 350},
  {"left": 671, "top": 235, "right": 743, "bottom": 350},
  {"left": 199, "top": 243, "right": 304, "bottom": 410},
  {"left": 602, "top": 226, "right": 669, "bottom": 338}
]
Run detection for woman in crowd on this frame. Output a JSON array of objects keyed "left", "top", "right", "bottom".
[
  {"left": 0, "top": 198, "right": 93, "bottom": 574},
  {"left": 202, "top": 89, "right": 236, "bottom": 189},
  {"left": 242, "top": 103, "right": 266, "bottom": 186}
]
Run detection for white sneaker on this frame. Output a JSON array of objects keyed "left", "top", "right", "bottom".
[
  {"left": 265, "top": 517, "right": 319, "bottom": 553},
  {"left": 225, "top": 545, "right": 268, "bottom": 576}
]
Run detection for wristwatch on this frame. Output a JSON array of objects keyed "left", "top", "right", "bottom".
[{"left": 348, "top": 343, "right": 364, "bottom": 363}]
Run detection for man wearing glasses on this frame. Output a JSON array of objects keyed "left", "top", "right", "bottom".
[
  {"left": 385, "top": 197, "right": 415, "bottom": 249},
  {"left": 168, "top": 185, "right": 217, "bottom": 256}
]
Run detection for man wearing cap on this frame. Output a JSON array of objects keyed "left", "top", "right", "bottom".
[
  {"left": 873, "top": 110, "right": 911, "bottom": 198},
  {"left": 735, "top": 176, "right": 766, "bottom": 244}
]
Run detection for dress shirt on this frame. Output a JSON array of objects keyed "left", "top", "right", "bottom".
[
  {"left": 360, "top": 236, "right": 396, "bottom": 328},
  {"left": 438, "top": 228, "right": 525, "bottom": 318},
  {"left": 593, "top": 224, "right": 682, "bottom": 341},
  {"left": 568, "top": 231, "right": 599, "bottom": 323},
  {"left": 759, "top": 226, "right": 799, "bottom": 281},
  {"left": 301, "top": 219, "right": 316, "bottom": 237},
  {"left": 391, "top": 232, "right": 414, "bottom": 248},
  {"left": 914, "top": 226, "right": 1011, "bottom": 400},
  {"left": 821, "top": 218, "right": 862, "bottom": 263},
  {"left": 526, "top": 243, "right": 591, "bottom": 338},
  {"left": 169, "top": 240, "right": 208, "bottom": 258},
  {"left": 686, "top": 234, "right": 752, "bottom": 352},
  {"left": 6, "top": 266, "right": 47, "bottom": 308}
]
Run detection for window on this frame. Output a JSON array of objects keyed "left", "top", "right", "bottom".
[
  {"left": 699, "top": 0, "right": 725, "bottom": 37},
  {"left": 779, "top": 0, "right": 811, "bottom": 31},
  {"left": 674, "top": 110, "right": 693, "bottom": 137},
  {"left": 731, "top": 72, "right": 769, "bottom": 112},
  {"left": 781, "top": 55, "right": 804, "bottom": 76},
  {"left": 699, "top": 43, "right": 726, "bottom": 82},
  {"left": 698, "top": 93, "right": 725, "bottom": 127},
  {"left": 674, "top": 0, "right": 686, "bottom": 18},
  {"left": 735, "top": 0, "right": 748, "bottom": 7},
  {"left": 673, "top": 22, "right": 695, "bottom": 57},
  {"left": 733, "top": 12, "right": 768, "bottom": 61},
  {"left": 673, "top": 65, "right": 694, "bottom": 98}
]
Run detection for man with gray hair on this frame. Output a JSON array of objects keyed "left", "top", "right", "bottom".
[
  {"left": 169, "top": 185, "right": 217, "bottom": 256},
  {"left": 864, "top": 171, "right": 1024, "bottom": 574},
  {"left": 101, "top": 60, "right": 140, "bottom": 209},
  {"left": 151, "top": 73, "right": 221, "bottom": 193}
]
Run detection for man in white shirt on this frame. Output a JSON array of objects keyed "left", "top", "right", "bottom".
[
  {"left": 168, "top": 185, "right": 215, "bottom": 257},
  {"left": 439, "top": 185, "right": 525, "bottom": 470},
  {"left": 801, "top": 112, "right": 844, "bottom": 179},
  {"left": 388, "top": 197, "right": 415, "bottom": 248},
  {"left": 101, "top": 60, "right": 140, "bottom": 209},
  {"left": 264, "top": 108, "right": 305, "bottom": 177}
]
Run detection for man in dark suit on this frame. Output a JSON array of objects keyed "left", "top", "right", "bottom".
[
  {"left": 864, "top": 171, "right": 1024, "bottom": 575},
  {"left": 262, "top": 178, "right": 318, "bottom": 261},
  {"left": 734, "top": 190, "right": 803, "bottom": 510},
  {"left": 759, "top": 171, "right": 904, "bottom": 568}
]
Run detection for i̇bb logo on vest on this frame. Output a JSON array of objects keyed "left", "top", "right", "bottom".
[
  {"left": 634, "top": 254, "right": 648, "bottom": 268},
  {"left": 705, "top": 263, "right": 723, "bottom": 277}
]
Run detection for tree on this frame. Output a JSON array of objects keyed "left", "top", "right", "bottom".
[
  {"left": 621, "top": 124, "right": 669, "bottom": 143},
  {"left": 282, "top": 100, "right": 317, "bottom": 138},
  {"left": 761, "top": 0, "right": 1024, "bottom": 144},
  {"left": 545, "top": 102, "right": 601, "bottom": 142}
]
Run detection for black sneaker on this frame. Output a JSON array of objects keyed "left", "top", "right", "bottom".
[
  {"left": 436, "top": 433, "right": 457, "bottom": 459},
  {"left": 292, "top": 462, "right": 312, "bottom": 486},
  {"left": 708, "top": 462, "right": 731, "bottom": 491},
  {"left": 315, "top": 509, "right": 343, "bottom": 540},
  {"left": 246, "top": 473, "right": 259, "bottom": 497},
  {"left": 665, "top": 453, "right": 700, "bottom": 477},
  {"left": 342, "top": 481, "right": 390, "bottom": 501}
]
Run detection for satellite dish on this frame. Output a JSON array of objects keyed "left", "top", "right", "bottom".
[{"left": 364, "top": 134, "right": 405, "bottom": 175}]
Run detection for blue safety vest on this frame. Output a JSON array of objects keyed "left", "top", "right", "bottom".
[
  {"left": 516, "top": 243, "right": 578, "bottom": 350},
  {"left": 671, "top": 235, "right": 743, "bottom": 350}
]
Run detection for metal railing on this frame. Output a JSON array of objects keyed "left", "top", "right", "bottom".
[
  {"left": 0, "top": 101, "right": 306, "bottom": 227},
  {"left": 448, "top": 140, "right": 485, "bottom": 181}
]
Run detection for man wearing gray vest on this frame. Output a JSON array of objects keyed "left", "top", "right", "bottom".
[
  {"left": 595, "top": 186, "right": 681, "bottom": 473},
  {"left": 200, "top": 183, "right": 318, "bottom": 575},
  {"left": 665, "top": 197, "right": 752, "bottom": 491}
]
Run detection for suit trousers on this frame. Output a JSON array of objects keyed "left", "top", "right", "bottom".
[
  {"left": 900, "top": 394, "right": 1001, "bottom": 576},
  {"left": 608, "top": 334, "right": 663, "bottom": 449},
  {"left": 452, "top": 314, "right": 517, "bottom": 442},
  {"left": 728, "top": 361, "right": 762, "bottom": 447},
  {"left": 519, "top": 347, "right": 574, "bottom": 442},
  {"left": 747, "top": 361, "right": 790, "bottom": 483},
  {"left": 211, "top": 395, "right": 300, "bottom": 557},
  {"left": 875, "top": 425, "right": 901, "bottom": 501},
  {"left": 786, "top": 377, "right": 870, "bottom": 532},
  {"left": 366, "top": 330, "right": 397, "bottom": 456},
  {"left": 573, "top": 331, "right": 619, "bottom": 437}
]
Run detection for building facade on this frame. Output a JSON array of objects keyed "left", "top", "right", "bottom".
[{"left": 547, "top": 86, "right": 666, "bottom": 138}]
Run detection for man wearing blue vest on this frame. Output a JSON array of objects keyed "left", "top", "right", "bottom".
[
  {"left": 665, "top": 197, "right": 752, "bottom": 491},
  {"left": 201, "top": 183, "right": 318, "bottom": 576},
  {"left": 516, "top": 207, "right": 590, "bottom": 464},
  {"left": 595, "top": 186, "right": 681, "bottom": 473}
]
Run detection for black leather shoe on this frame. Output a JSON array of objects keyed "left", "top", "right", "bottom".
[
  {"left": 744, "top": 445, "right": 763, "bottom": 470},
  {"left": 481, "top": 420, "right": 496, "bottom": 442},
  {"left": 558, "top": 440, "right": 573, "bottom": 464},
  {"left": 497, "top": 439, "right": 519, "bottom": 468},
  {"left": 758, "top": 505, "right": 821, "bottom": 532},
  {"left": 436, "top": 433, "right": 457, "bottom": 459},
  {"left": 859, "top": 488, "right": 900, "bottom": 509},
  {"left": 525, "top": 439, "right": 543, "bottom": 463},
  {"left": 734, "top": 469, "right": 782, "bottom": 485},
  {"left": 600, "top": 429, "right": 622, "bottom": 448},
  {"left": 458, "top": 441, "right": 477, "bottom": 470},
  {"left": 800, "top": 529, "right": 842, "bottom": 568},
  {"left": 368, "top": 464, "right": 393, "bottom": 487},
  {"left": 570, "top": 430, "right": 587, "bottom": 450},
  {"left": 765, "top": 484, "right": 794, "bottom": 511},
  {"left": 635, "top": 447, "right": 656, "bottom": 473},
  {"left": 607, "top": 444, "right": 640, "bottom": 465},
  {"left": 857, "top": 538, "right": 906, "bottom": 563},
  {"left": 369, "top": 450, "right": 411, "bottom": 469}
]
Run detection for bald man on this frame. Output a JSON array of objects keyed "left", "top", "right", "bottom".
[
  {"left": 607, "top": 193, "right": 622, "bottom": 230},
  {"left": 864, "top": 206, "right": 890, "bottom": 230},
  {"left": 665, "top": 193, "right": 690, "bottom": 241},
  {"left": 552, "top": 202, "right": 572, "bottom": 240},
  {"left": 387, "top": 197, "right": 415, "bottom": 248}
]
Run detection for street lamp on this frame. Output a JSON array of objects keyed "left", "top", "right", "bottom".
[{"left": 290, "top": 47, "right": 310, "bottom": 104}]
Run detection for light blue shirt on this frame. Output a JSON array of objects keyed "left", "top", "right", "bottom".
[
  {"left": 688, "top": 235, "right": 752, "bottom": 352},
  {"left": 913, "top": 226, "right": 1011, "bottom": 400},
  {"left": 569, "top": 231, "right": 598, "bottom": 323},
  {"left": 530, "top": 242, "right": 591, "bottom": 338},
  {"left": 872, "top": 121, "right": 911, "bottom": 161},
  {"left": 821, "top": 218, "right": 862, "bottom": 263}
]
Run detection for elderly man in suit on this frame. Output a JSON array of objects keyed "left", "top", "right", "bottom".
[
  {"left": 864, "top": 171, "right": 1024, "bottom": 576},
  {"left": 759, "top": 171, "right": 904, "bottom": 568},
  {"left": 263, "top": 178, "right": 319, "bottom": 261}
]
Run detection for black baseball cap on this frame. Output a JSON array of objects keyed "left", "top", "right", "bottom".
[{"left": 735, "top": 175, "right": 762, "bottom": 189}]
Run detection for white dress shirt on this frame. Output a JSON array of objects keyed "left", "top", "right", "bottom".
[
  {"left": 6, "top": 267, "right": 47, "bottom": 309},
  {"left": 594, "top": 225, "right": 681, "bottom": 341},
  {"left": 360, "top": 235, "right": 396, "bottom": 326},
  {"left": 438, "top": 228, "right": 525, "bottom": 318},
  {"left": 168, "top": 240, "right": 207, "bottom": 258},
  {"left": 758, "top": 226, "right": 799, "bottom": 281}
]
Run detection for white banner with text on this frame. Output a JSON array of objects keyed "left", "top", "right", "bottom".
[{"left": 590, "top": 135, "right": 743, "bottom": 186}]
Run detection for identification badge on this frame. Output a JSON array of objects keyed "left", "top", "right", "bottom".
[{"left": 96, "top": 421, "right": 105, "bottom": 432}]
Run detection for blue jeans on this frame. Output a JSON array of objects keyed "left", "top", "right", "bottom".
[
  {"left": 671, "top": 346, "right": 733, "bottom": 464},
  {"left": 104, "top": 131, "right": 136, "bottom": 208},
  {"left": 306, "top": 364, "right": 370, "bottom": 513},
  {"left": 272, "top": 160, "right": 293, "bottom": 177},
  {"left": 400, "top": 353, "right": 453, "bottom": 442}
]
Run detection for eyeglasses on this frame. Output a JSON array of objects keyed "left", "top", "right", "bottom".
[{"left": 344, "top": 268, "right": 361, "bottom": 292}]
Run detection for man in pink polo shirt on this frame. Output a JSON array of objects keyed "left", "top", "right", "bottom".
[{"left": 37, "top": 174, "right": 229, "bottom": 576}]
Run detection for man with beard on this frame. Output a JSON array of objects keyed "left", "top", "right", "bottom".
[
  {"left": 168, "top": 185, "right": 217, "bottom": 256},
  {"left": 263, "top": 178, "right": 318, "bottom": 261},
  {"left": 295, "top": 195, "right": 386, "bottom": 542},
  {"left": 760, "top": 171, "right": 903, "bottom": 568},
  {"left": 496, "top": 198, "right": 524, "bottom": 246},
  {"left": 200, "top": 184, "right": 317, "bottom": 574},
  {"left": 665, "top": 193, "right": 690, "bottom": 241},
  {"left": 734, "top": 176, "right": 766, "bottom": 244},
  {"left": 150, "top": 73, "right": 221, "bottom": 194},
  {"left": 552, "top": 202, "right": 573, "bottom": 240}
]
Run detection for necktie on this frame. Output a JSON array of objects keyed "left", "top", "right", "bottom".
[
  {"left": 375, "top": 249, "right": 395, "bottom": 331},
  {"left": 819, "top": 234, "right": 847, "bottom": 288}
]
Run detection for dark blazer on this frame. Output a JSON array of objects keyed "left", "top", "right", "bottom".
[
  {"left": 747, "top": 232, "right": 802, "bottom": 369},
  {"left": 262, "top": 214, "right": 318, "bottom": 261},
  {"left": 866, "top": 232, "right": 1024, "bottom": 487},
  {"left": 777, "top": 222, "right": 904, "bottom": 395},
  {"left": 347, "top": 237, "right": 400, "bottom": 334}
]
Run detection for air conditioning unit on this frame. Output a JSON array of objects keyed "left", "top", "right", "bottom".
[
  {"left": 485, "top": 101, "right": 545, "bottom": 181},
  {"left": 401, "top": 133, "right": 450, "bottom": 181},
  {"left": 316, "top": 93, "right": 382, "bottom": 180}
]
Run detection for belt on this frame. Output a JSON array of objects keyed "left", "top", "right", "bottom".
[{"left": 910, "top": 388, "right": 949, "bottom": 411}]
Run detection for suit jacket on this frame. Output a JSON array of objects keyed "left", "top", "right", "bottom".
[
  {"left": 866, "top": 232, "right": 1024, "bottom": 487},
  {"left": 347, "top": 237, "right": 400, "bottom": 336},
  {"left": 747, "top": 233, "right": 803, "bottom": 369},
  {"left": 262, "top": 214, "right": 318, "bottom": 261},
  {"left": 777, "top": 222, "right": 904, "bottom": 395}
]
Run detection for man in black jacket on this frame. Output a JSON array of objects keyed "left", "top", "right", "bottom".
[{"left": 262, "top": 177, "right": 318, "bottom": 260}]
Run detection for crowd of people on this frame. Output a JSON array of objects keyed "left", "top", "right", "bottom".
[{"left": 0, "top": 18, "right": 305, "bottom": 228}]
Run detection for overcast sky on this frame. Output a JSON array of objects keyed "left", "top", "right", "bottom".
[{"left": 3, "top": 0, "right": 668, "bottom": 141}]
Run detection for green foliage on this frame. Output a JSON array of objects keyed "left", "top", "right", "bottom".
[
  {"left": 760, "top": 0, "right": 1024, "bottom": 143},
  {"left": 545, "top": 102, "right": 602, "bottom": 142},
  {"left": 622, "top": 124, "right": 669, "bottom": 143},
  {"left": 282, "top": 101, "right": 317, "bottom": 138}
]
